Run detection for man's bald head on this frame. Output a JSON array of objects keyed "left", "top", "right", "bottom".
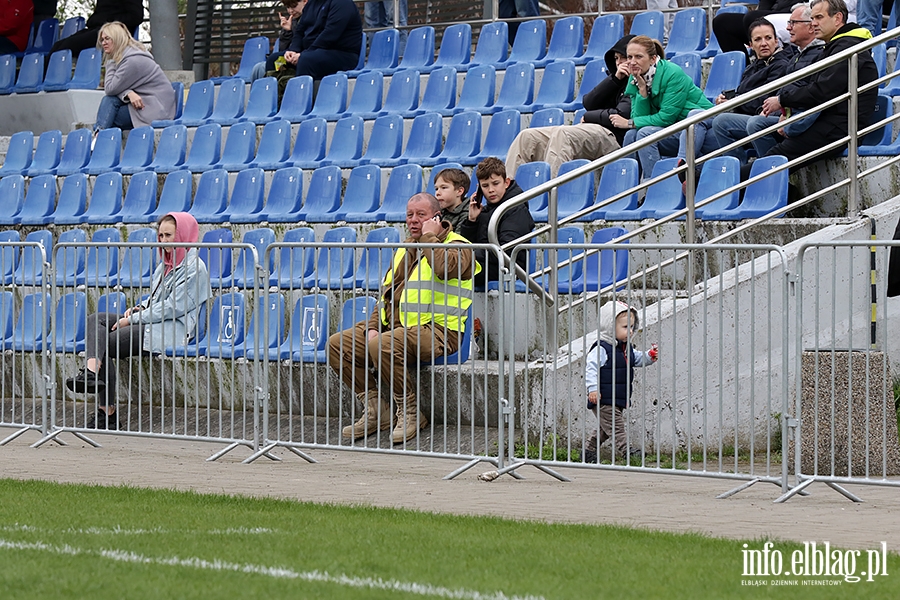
[{"left": 406, "top": 193, "right": 442, "bottom": 240}]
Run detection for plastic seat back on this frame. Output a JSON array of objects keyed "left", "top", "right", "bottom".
[
  {"left": 713, "top": 155, "right": 789, "bottom": 219},
  {"left": 312, "top": 227, "right": 357, "bottom": 289},
  {"left": 0, "top": 54, "right": 14, "bottom": 95},
  {"left": 231, "top": 293, "right": 285, "bottom": 360},
  {"left": 286, "top": 294, "right": 330, "bottom": 362},
  {"left": 271, "top": 226, "right": 316, "bottom": 288},
  {"left": 82, "top": 127, "right": 121, "bottom": 175},
  {"left": 54, "top": 228, "right": 87, "bottom": 287},
  {"left": 81, "top": 228, "right": 121, "bottom": 287},
  {"left": 117, "top": 126, "right": 154, "bottom": 174},
  {"left": 166, "top": 79, "right": 214, "bottom": 126},
  {"left": 15, "top": 53, "right": 44, "bottom": 93},
  {"left": 261, "top": 167, "right": 303, "bottom": 222},
  {"left": 117, "top": 227, "right": 156, "bottom": 287},
  {"left": 455, "top": 64, "right": 496, "bottom": 113},
  {"left": 705, "top": 51, "right": 747, "bottom": 102},
  {"left": 309, "top": 73, "right": 348, "bottom": 117},
  {"left": 542, "top": 226, "right": 586, "bottom": 293},
  {"left": 274, "top": 75, "right": 313, "bottom": 122},
  {"left": 25, "top": 129, "right": 62, "bottom": 176},
  {"left": 665, "top": 7, "right": 707, "bottom": 58},
  {"left": 170, "top": 81, "right": 184, "bottom": 119},
  {"left": 118, "top": 170, "right": 158, "bottom": 223},
  {"left": 207, "top": 78, "right": 245, "bottom": 123},
  {"left": 529, "top": 107, "right": 565, "bottom": 128},
  {"left": 0, "top": 230, "right": 20, "bottom": 284},
  {"left": 336, "top": 164, "right": 381, "bottom": 221},
  {"left": 416, "top": 66, "right": 456, "bottom": 114},
  {"left": 251, "top": 119, "right": 292, "bottom": 167},
  {"left": 216, "top": 37, "right": 268, "bottom": 82},
  {"left": 16, "top": 174, "right": 57, "bottom": 225},
  {"left": 29, "top": 18, "right": 58, "bottom": 54},
  {"left": 241, "top": 76, "right": 278, "bottom": 123},
  {"left": 339, "top": 296, "right": 378, "bottom": 330},
  {"left": 694, "top": 156, "right": 741, "bottom": 217},
  {"left": 589, "top": 158, "right": 640, "bottom": 220},
  {"left": 577, "top": 59, "right": 609, "bottom": 104},
  {"left": 233, "top": 227, "right": 276, "bottom": 288},
  {"left": 507, "top": 19, "right": 547, "bottom": 63},
  {"left": 543, "top": 16, "right": 583, "bottom": 62},
  {"left": 298, "top": 165, "right": 342, "bottom": 221},
  {"left": 286, "top": 117, "right": 327, "bottom": 165},
  {"left": 0, "top": 131, "right": 34, "bottom": 176},
  {"left": 629, "top": 11, "right": 664, "bottom": 40},
  {"left": 380, "top": 69, "right": 419, "bottom": 113},
  {"left": 355, "top": 226, "right": 401, "bottom": 290},
  {"left": 323, "top": 115, "right": 364, "bottom": 163},
  {"left": 151, "top": 170, "right": 193, "bottom": 219},
  {"left": 582, "top": 227, "right": 629, "bottom": 292},
  {"left": 435, "top": 110, "right": 482, "bottom": 164},
  {"left": 183, "top": 123, "right": 221, "bottom": 172},
  {"left": 225, "top": 167, "right": 265, "bottom": 222},
  {"left": 360, "top": 114, "right": 403, "bottom": 164},
  {"left": 41, "top": 50, "right": 73, "bottom": 92},
  {"left": 191, "top": 169, "right": 229, "bottom": 222},
  {"left": 582, "top": 14, "right": 625, "bottom": 63},
  {"left": 346, "top": 70, "right": 383, "bottom": 115},
  {"left": 639, "top": 158, "right": 685, "bottom": 219},
  {"left": 531, "top": 60, "right": 575, "bottom": 109},
  {"left": 397, "top": 26, "right": 435, "bottom": 70},
  {"left": 364, "top": 28, "right": 400, "bottom": 70},
  {"left": 12, "top": 292, "right": 52, "bottom": 352},
  {"left": 859, "top": 94, "right": 892, "bottom": 147},
  {"left": 14, "top": 230, "right": 52, "bottom": 286},
  {"left": 433, "top": 23, "right": 471, "bottom": 68},
  {"left": 476, "top": 110, "right": 521, "bottom": 161},
  {"left": 515, "top": 161, "right": 551, "bottom": 214},
  {"left": 554, "top": 159, "right": 595, "bottom": 221},
  {"left": 50, "top": 127, "right": 92, "bottom": 176},
  {"left": 470, "top": 21, "right": 508, "bottom": 66},
  {"left": 198, "top": 228, "right": 233, "bottom": 288},
  {"left": 378, "top": 164, "right": 424, "bottom": 221},
  {"left": 671, "top": 52, "right": 702, "bottom": 87},
  {"left": 398, "top": 112, "right": 442, "bottom": 161},
  {"left": 51, "top": 172, "right": 88, "bottom": 224},
  {"left": 215, "top": 121, "right": 256, "bottom": 171},
  {"left": 199, "top": 292, "right": 247, "bottom": 357},
  {"left": 83, "top": 171, "right": 123, "bottom": 224},
  {"left": 148, "top": 124, "right": 187, "bottom": 173},
  {"left": 68, "top": 48, "right": 101, "bottom": 90},
  {"left": 97, "top": 291, "right": 128, "bottom": 315},
  {"left": 495, "top": 61, "right": 534, "bottom": 108},
  {"left": 60, "top": 16, "right": 86, "bottom": 40},
  {"left": 0, "top": 176, "right": 24, "bottom": 226}
]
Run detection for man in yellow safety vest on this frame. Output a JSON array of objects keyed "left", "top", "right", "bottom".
[{"left": 327, "top": 192, "right": 481, "bottom": 445}]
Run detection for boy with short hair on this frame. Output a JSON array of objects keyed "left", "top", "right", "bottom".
[
  {"left": 457, "top": 157, "right": 536, "bottom": 284},
  {"left": 434, "top": 168, "right": 470, "bottom": 233},
  {"left": 584, "top": 300, "right": 658, "bottom": 464}
]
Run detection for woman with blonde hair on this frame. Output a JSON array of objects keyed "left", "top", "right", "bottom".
[{"left": 93, "top": 21, "right": 176, "bottom": 134}]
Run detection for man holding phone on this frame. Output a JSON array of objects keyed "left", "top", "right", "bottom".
[{"left": 327, "top": 193, "right": 479, "bottom": 445}]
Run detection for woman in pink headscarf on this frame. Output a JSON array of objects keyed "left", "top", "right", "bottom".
[{"left": 66, "top": 212, "right": 211, "bottom": 430}]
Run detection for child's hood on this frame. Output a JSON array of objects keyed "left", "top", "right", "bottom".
[{"left": 597, "top": 300, "right": 639, "bottom": 345}]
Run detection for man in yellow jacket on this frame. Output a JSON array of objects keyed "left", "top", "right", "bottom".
[{"left": 327, "top": 192, "right": 480, "bottom": 444}]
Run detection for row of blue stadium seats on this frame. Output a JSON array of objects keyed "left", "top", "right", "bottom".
[
  {"left": 0, "top": 48, "right": 102, "bottom": 94},
  {"left": 7, "top": 17, "right": 84, "bottom": 60}
]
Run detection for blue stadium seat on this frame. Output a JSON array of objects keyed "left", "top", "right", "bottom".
[
  {"left": 533, "top": 159, "right": 594, "bottom": 222},
  {"left": 206, "top": 78, "right": 246, "bottom": 125},
  {"left": 0, "top": 230, "right": 20, "bottom": 284},
  {"left": 0, "top": 54, "right": 14, "bottom": 95},
  {"left": 190, "top": 169, "right": 229, "bottom": 223},
  {"left": 427, "top": 23, "right": 471, "bottom": 71},
  {"left": 147, "top": 124, "right": 188, "bottom": 173},
  {"left": 182, "top": 292, "right": 247, "bottom": 358},
  {"left": 0, "top": 131, "right": 33, "bottom": 176},
  {"left": 350, "top": 28, "right": 399, "bottom": 75},
  {"left": 78, "top": 228, "right": 120, "bottom": 287},
  {"left": 339, "top": 296, "right": 378, "bottom": 330},
  {"left": 588, "top": 158, "right": 640, "bottom": 220},
  {"left": 462, "top": 21, "right": 508, "bottom": 70},
  {"left": 322, "top": 70, "right": 382, "bottom": 120},
  {"left": 270, "top": 227, "right": 316, "bottom": 289},
  {"left": 287, "top": 294, "right": 330, "bottom": 363},
  {"left": 368, "top": 69, "right": 419, "bottom": 118},
  {"left": 854, "top": 94, "right": 893, "bottom": 153},
  {"left": 224, "top": 167, "right": 266, "bottom": 223},
  {"left": 873, "top": 43, "right": 887, "bottom": 86},
  {"left": 54, "top": 228, "right": 87, "bottom": 287},
  {"left": 154, "top": 80, "right": 214, "bottom": 127},
  {"left": 501, "top": 19, "right": 546, "bottom": 66},
  {"left": 149, "top": 170, "right": 193, "bottom": 220},
  {"left": 0, "top": 291, "right": 12, "bottom": 347},
  {"left": 515, "top": 161, "right": 550, "bottom": 215},
  {"left": 354, "top": 226, "right": 401, "bottom": 290},
  {"left": 539, "top": 226, "right": 585, "bottom": 294},
  {"left": 97, "top": 291, "right": 128, "bottom": 315},
  {"left": 60, "top": 16, "right": 86, "bottom": 40},
  {"left": 629, "top": 11, "right": 664, "bottom": 41},
  {"left": 529, "top": 107, "right": 565, "bottom": 128},
  {"left": 15, "top": 53, "right": 45, "bottom": 93},
  {"left": 171, "top": 81, "right": 184, "bottom": 119},
  {"left": 182, "top": 123, "right": 221, "bottom": 172},
  {"left": 334, "top": 164, "right": 382, "bottom": 222},
  {"left": 82, "top": 172, "right": 122, "bottom": 225},
  {"left": 665, "top": 8, "right": 707, "bottom": 58},
  {"left": 700, "top": 155, "right": 788, "bottom": 219},
  {"left": 41, "top": 50, "right": 73, "bottom": 91},
  {"left": 247, "top": 119, "right": 291, "bottom": 169},
  {"left": 46, "top": 127, "right": 92, "bottom": 176},
  {"left": 390, "top": 26, "right": 434, "bottom": 73},
  {"left": 407, "top": 66, "right": 456, "bottom": 117},
  {"left": 13, "top": 230, "right": 52, "bottom": 286},
  {"left": 67, "top": 48, "right": 101, "bottom": 90},
  {"left": 26, "top": 18, "right": 58, "bottom": 55},
  {"left": 211, "top": 121, "right": 257, "bottom": 171},
  {"left": 238, "top": 76, "right": 278, "bottom": 124},
  {"left": 473, "top": 109, "right": 521, "bottom": 163},
  {"left": 303, "top": 115, "right": 363, "bottom": 169},
  {"left": 534, "top": 16, "right": 583, "bottom": 67},
  {"left": 491, "top": 61, "right": 534, "bottom": 113},
  {"left": 699, "top": 5, "right": 747, "bottom": 58},
  {"left": 354, "top": 113, "right": 403, "bottom": 166},
  {"left": 374, "top": 111, "right": 441, "bottom": 167},
  {"left": 567, "top": 227, "right": 630, "bottom": 293},
  {"left": 576, "top": 59, "right": 609, "bottom": 106},
  {"left": 0, "top": 176, "right": 24, "bottom": 225},
  {"left": 637, "top": 158, "right": 685, "bottom": 219},
  {"left": 15, "top": 174, "right": 56, "bottom": 225},
  {"left": 420, "top": 307, "right": 473, "bottom": 366},
  {"left": 704, "top": 51, "right": 747, "bottom": 103},
  {"left": 82, "top": 127, "right": 121, "bottom": 175},
  {"left": 24, "top": 129, "right": 61, "bottom": 177},
  {"left": 51, "top": 172, "right": 88, "bottom": 225},
  {"left": 232, "top": 293, "right": 285, "bottom": 360},
  {"left": 425, "top": 110, "right": 482, "bottom": 166},
  {"left": 307, "top": 227, "right": 357, "bottom": 289},
  {"left": 355, "top": 31, "right": 366, "bottom": 69},
  {"left": 210, "top": 36, "right": 268, "bottom": 83},
  {"left": 307, "top": 73, "right": 348, "bottom": 119},
  {"left": 576, "top": 14, "right": 624, "bottom": 66},
  {"left": 693, "top": 156, "right": 741, "bottom": 218},
  {"left": 377, "top": 164, "right": 424, "bottom": 221},
  {"left": 284, "top": 117, "right": 327, "bottom": 167},
  {"left": 297, "top": 165, "right": 342, "bottom": 221},
  {"left": 259, "top": 167, "right": 303, "bottom": 223},
  {"left": 452, "top": 64, "right": 496, "bottom": 115},
  {"left": 199, "top": 228, "right": 233, "bottom": 288},
  {"left": 524, "top": 60, "right": 576, "bottom": 112},
  {"left": 272, "top": 75, "right": 314, "bottom": 122},
  {"left": 10, "top": 292, "right": 52, "bottom": 352},
  {"left": 116, "top": 126, "right": 154, "bottom": 174},
  {"left": 232, "top": 227, "right": 275, "bottom": 288},
  {"left": 118, "top": 171, "right": 158, "bottom": 224},
  {"left": 671, "top": 52, "right": 702, "bottom": 87},
  {"left": 116, "top": 227, "right": 156, "bottom": 287}
]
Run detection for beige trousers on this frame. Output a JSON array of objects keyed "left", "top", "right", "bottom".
[
  {"left": 586, "top": 404, "right": 629, "bottom": 454},
  {"left": 505, "top": 123, "right": 620, "bottom": 178}
]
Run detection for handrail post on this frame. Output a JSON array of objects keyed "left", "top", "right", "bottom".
[
  {"left": 686, "top": 122, "right": 697, "bottom": 290},
  {"left": 848, "top": 53, "right": 859, "bottom": 216}
]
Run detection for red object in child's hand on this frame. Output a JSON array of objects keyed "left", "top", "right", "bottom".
[{"left": 648, "top": 344, "right": 658, "bottom": 360}]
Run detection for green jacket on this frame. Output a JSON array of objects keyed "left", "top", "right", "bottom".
[{"left": 625, "top": 59, "right": 713, "bottom": 130}]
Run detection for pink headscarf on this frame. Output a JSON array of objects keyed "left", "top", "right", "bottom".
[{"left": 160, "top": 212, "right": 200, "bottom": 275}]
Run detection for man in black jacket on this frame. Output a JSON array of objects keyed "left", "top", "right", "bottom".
[
  {"left": 504, "top": 34, "right": 633, "bottom": 177},
  {"left": 765, "top": 0, "right": 877, "bottom": 170},
  {"left": 49, "top": 0, "right": 143, "bottom": 55}
]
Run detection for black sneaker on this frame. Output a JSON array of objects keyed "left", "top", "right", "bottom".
[
  {"left": 583, "top": 448, "right": 597, "bottom": 464},
  {"left": 86, "top": 410, "right": 118, "bottom": 430},
  {"left": 65, "top": 368, "right": 105, "bottom": 394}
]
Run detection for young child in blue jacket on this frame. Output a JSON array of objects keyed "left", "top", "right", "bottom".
[{"left": 584, "top": 300, "right": 658, "bottom": 463}]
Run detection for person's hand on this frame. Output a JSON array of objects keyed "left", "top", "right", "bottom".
[
  {"left": 110, "top": 316, "right": 130, "bottom": 331},
  {"left": 715, "top": 93, "right": 727, "bottom": 105},
  {"left": 284, "top": 51, "right": 300, "bottom": 65},
  {"left": 632, "top": 72, "right": 648, "bottom": 97},
  {"left": 648, "top": 344, "right": 659, "bottom": 362},
  {"left": 761, "top": 96, "right": 782, "bottom": 117},
  {"left": 128, "top": 92, "right": 144, "bottom": 110},
  {"left": 278, "top": 12, "right": 292, "bottom": 30},
  {"left": 777, "top": 114, "right": 787, "bottom": 138},
  {"left": 609, "top": 114, "right": 629, "bottom": 129},
  {"left": 468, "top": 193, "right": 484, "bottom": 221},
  {"left": 588, "top": 391, "right": 598, "bottom": 405},
  {"left": 614, "top": 61, "right": 630, "bottom": 80},
  {"left": 366, "top": 329, "right": 379, "bottom": 341},
  {"left": 421, "top": 215, "right": 442, "bottom": 237}
]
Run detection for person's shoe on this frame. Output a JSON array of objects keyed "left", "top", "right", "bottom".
[
  {"left": 65, "top": 368, "right": 105, "bottom": 394},
  {"left": 86, "top": 410, "right": 118, "bottom": 430},
  {"left": 342, "top": 390, "right": 391, "bottom": 440},
  {"left": 391, "top": 396, "right": 427, "bottom": 444},
  {"left": 582, "top": 448, "right": 598, "bottom": 464}
]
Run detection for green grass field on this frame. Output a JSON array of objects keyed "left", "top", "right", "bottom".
[{"left": 0, "top": 479, "right": 897, "bottom": 599}]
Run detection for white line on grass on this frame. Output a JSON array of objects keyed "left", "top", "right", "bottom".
[
  {"left": 0, "top": 538, "right": 546, "bottom": 600},
  {"left": 1, "top": 524, "right": 275, "bottom": 535}
]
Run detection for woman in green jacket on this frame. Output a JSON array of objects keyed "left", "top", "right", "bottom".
[{"left": 608, "top": 35, "right": 713, "bottom": 181}]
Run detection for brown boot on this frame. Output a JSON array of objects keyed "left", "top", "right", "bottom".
[
  {"left": 342, "top": 390, "right": 391, "bottom": 439},
  {"left": 391, "top": 394, "right": 427, "bottom": 444}
]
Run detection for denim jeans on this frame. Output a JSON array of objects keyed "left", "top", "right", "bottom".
[
  {"left": 712, "top": 112, "right": 754, "bottom": 164},
  {"left": 856, "top": 0, "right": 883, "bottom": 36},
  {"left": 676, "top": 108, "right": 719, "bottom": 161},
  {"left": 366, "top": 0, "right": 408, "bottom": 55},
  {"left": 94, "top": 95, "right": 133, "bottom": 132},
  {"left": 499, "top": 0, "right": 540, "bottom": 44},
  {"left": 746, "top": 114, "right": 781, "bottom": 158},
  {"left": 623, "top": 125, "right": 680, "bottom": 181}
]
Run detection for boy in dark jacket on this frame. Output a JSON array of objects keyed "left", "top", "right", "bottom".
[
  {"left": 458, "top": 157, "right": 536, "bottom": 284},
  {"left": 505, "top": 34, "right": 634, "bottom": 177}
]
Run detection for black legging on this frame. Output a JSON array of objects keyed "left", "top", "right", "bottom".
[{"left": 85, "top": 312, "right": 145, "bottom": 407}]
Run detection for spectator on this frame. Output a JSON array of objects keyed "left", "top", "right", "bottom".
[
  {"left": 499, "top": 0, "right": 539, "bottom": 45},
  {"left": 505, "top": 34, "right": 634, "bottom": 178},
  {"left": 50, "top": 0, "right": 143, "bottom": 56},
  {"left": 31, "top": 0, "right": 55, "bottom": 30},
  {"left": 365, "top": 0, "right": 407, "bottom": 55},
  {"left": 328, "top": 193, "right": 479, "bottom": 444},
  {"left": 250, "top": 0, "right": 307, "bottom": 81},
  {"left": 92, "top": 21, "right": 176, "bottom": 136},
  {"left": 65, "top": 212, "right": 211, "bottom": 430},
  {"left": 0, "top": 0, "right": 33, "bottom": 54},
  {"left": 648, "top": 0, "right": 678, "bottom": 40},
  {"left": 277, "top": 0, "right": 362, "bottom": 98},
  {"left": 856, "top": 0, "right": 884, "bottom": 35},
  {"left": 713, "top": 0, "right": 796, "bottom": 54},
  {"left": 764, "top": 0, "right": 877, "bottom": 171},
  {"left": 583, "top": 300, "right": 658, "bottom": 464},
  {"left": 458, "top": 157, "right": 536, "bottom": 284},
  {"left": 435, "top": 168, "right": 472, "bottom": 233},
  {"left": 612, "top": 35, "right": 712, "bottom": 181}
]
